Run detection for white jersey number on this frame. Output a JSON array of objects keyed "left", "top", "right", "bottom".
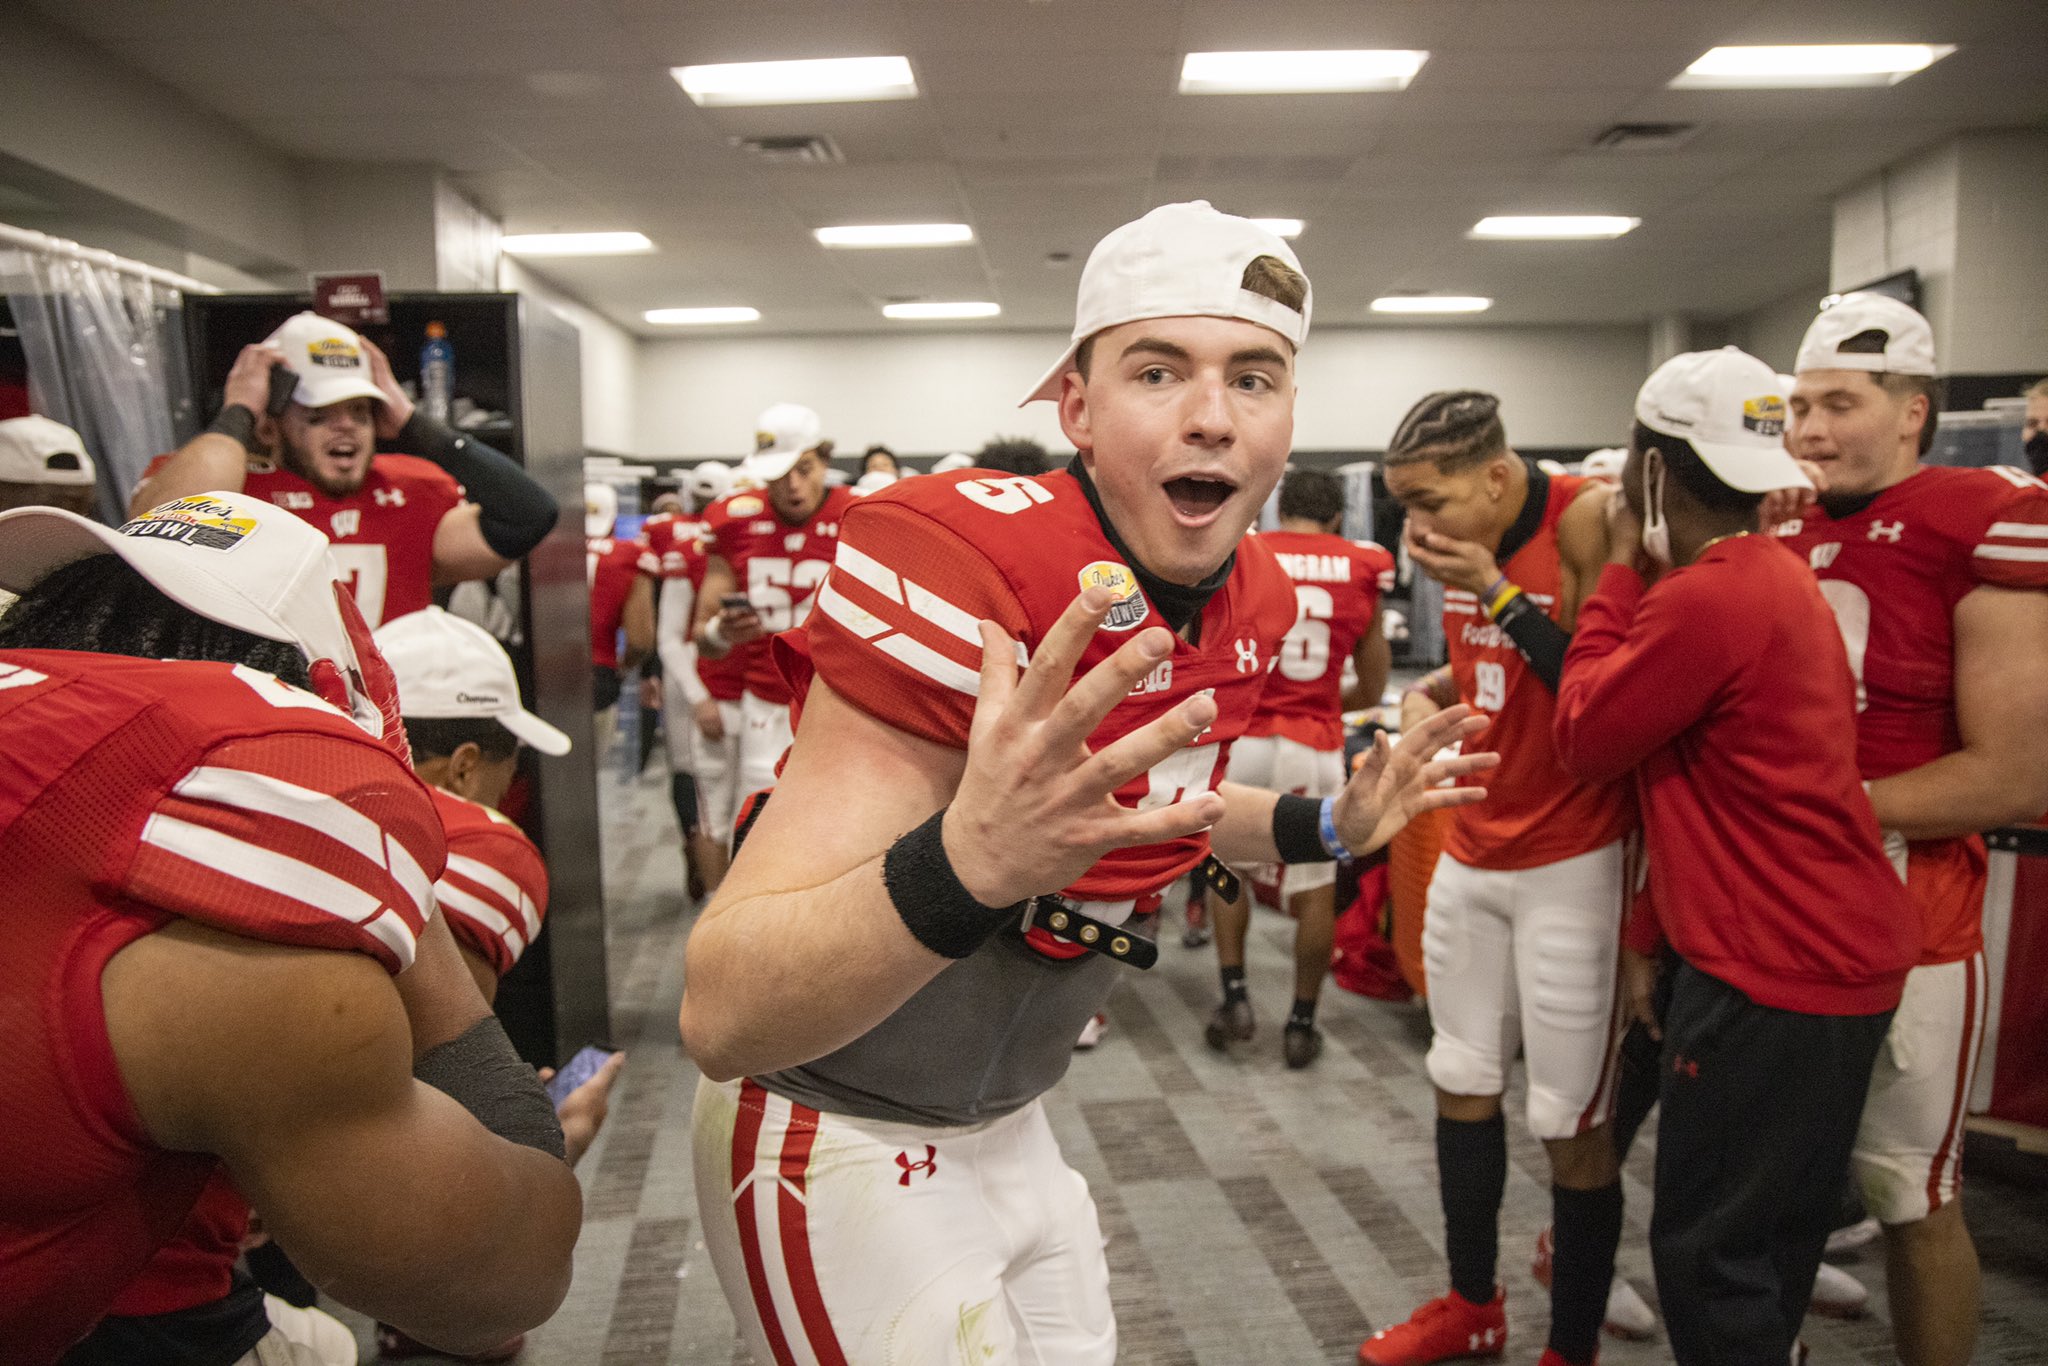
[
  {"left": 957, "top": 477, "right": 1054, "bottom": 516},
  {"left": 748, "top": 556, "right": 830, "bottom": 632},
  {"left": 1817, "top": 579, "right": 1871, "bottom": 713},
  {"left": 1473, "top": 660, "right": 1507, "bottom": 712},
  {"left": 1277, "top": 585, "right": 1335, "bottom": 683},
  {"left": 328, "top": 543, "right": 390, "bottom": 627},
  {"left": 1136, "top": 744, "right": 1217, "bottom": 812}
]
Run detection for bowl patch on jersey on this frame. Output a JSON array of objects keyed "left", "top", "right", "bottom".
[
  {"left": 1079, "top": 560, "right": 1148, "bottom": 631},
  {"left": 120, "top": 496, "right": 258, "bottom": 552},
  {"left": 725, "top": 494, "right": 766, "bottom": 518}
]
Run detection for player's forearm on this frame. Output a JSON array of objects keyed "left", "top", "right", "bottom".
[
  {"left": 656, "top": 580, "right": 705, "bottom": 699},
  {"left": 1210, "top": 780, "right": 1285, "bottom": 865},
  {"left": 398, "top": 414, "right": 557, "bottom": 561},
  {"left": 1344, "top": 628, "right": 1392, "bottom": 712},
  {"left": 1870, "top": 751, "right": 2048, "bottom": 841},
  {"left": 678, "top": 864, "right": 954, "bottom": 1080},
  {"left": 129, "top": 432, "right": 249, "bottom": 514}
]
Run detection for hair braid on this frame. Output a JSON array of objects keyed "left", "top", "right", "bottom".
[{"left": 1386, "top": 390, "right": 1507, "bottom": 471}]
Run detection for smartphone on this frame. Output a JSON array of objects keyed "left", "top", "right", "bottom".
[
  {"left": 543, "top": 1045, "right": 617, "bottom": 1108},
  {"left": 720, "top": 593, "right": 753, "bottom": 614},
  {"left": 264, "top": 363, "right": 298, "bottom": 417}
]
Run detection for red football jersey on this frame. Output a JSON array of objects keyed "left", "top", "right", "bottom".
[
  {"left": 1777, "top": 464, "right": 2048, "bottom": 963},
  {"left": 650, "top": 512, "right": 747, "bottom": 702},
  {"left": 1249, "top": 530, "right": 1395, "bottom": 750},
  {"left": 586, "top": 535, "right": 657, "bottom": 670},
  {"left": 700, "top": 486, "right": 856, "bottom": 705},
  {"left": 430, "top": 786, "right": 550, "bottom": 977},
  {"left": 791, "top": 469, "right": 1298, "bottom": 906},
  {"left": 0, "top": 651, "right": 445, "bottom": 1363},
  {"left": 1442, "top": 472, "right": 1633, "bottom": 871}
]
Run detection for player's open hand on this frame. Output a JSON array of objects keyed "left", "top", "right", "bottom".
[
  {"left": 546, "top": 1051, "right": 625, "bottom": 1168},
  {"left": 1404, "top": 527, "right": 1502, "bottom": 596},
  {"left": 694, "top": 697, "right": 725, "bottom": 741},
  {"left": 944, "top": 586, "right": 1222, "bottom": 908},
  {"left": 1619, "top": 946, "right": 1662, "bottom": 1041},
  {"left": 357, "top": 335, "right": 417, "bottom": 440},
  {"left": 1331, "top": 705, "right": 1497, "bottom": 855}
]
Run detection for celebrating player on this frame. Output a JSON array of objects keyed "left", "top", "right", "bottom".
[
  {"left": 1778, "top": 294, "right": 2048, "bottom": 1366},
  {"left": 583, "top": 481, "right": 657, "bottom": 743},
  {"left": 133, "top": 311, "right": 558, "bottom": 627},
  {"left": 678, "top": 201, "right": 1495, "bottom": 1365},
  {"left": 1366, "top": 392, "right": 1629, "bottom": 1366},
  {"left": 1205, "top": 465, "right": 1393, "bottom": 1068}
]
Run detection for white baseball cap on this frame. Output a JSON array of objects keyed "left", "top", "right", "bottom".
[
  {"left": 688, "top": 459, "right": 733, "bottom": 507},
  {"left": 262, "top": 311, "right": 389, "bottom": 411},
  {"left": 374, "top": 607, "right": 571, "bottom": 757},
  {"left": 1579, "top": 448, "right": 1627, "bottom": 482},
  {"left": 1020, "top": 200, "right": 1312, "bottom": 406},
  {"left": 745, "top": 402, "right": 823, "bottom": 482},
  {"left": 852, "top": 468, "right": 898, "bottom": 495},
  {"left": 1796, "top": 292, "right": 1938, "bottom": 378},
  {"left": 584, "top": 482, "right": 618, "bottom": 538},
  {"left": 931, "top": 451, "right": 975, "bottom": 474},
  {"left": 0, "top": 416, "right": 96, "bottom": 487},
  {"left": 0, "top": 490, "right": 392, "bottom": 736},
  {"left": 1635, "top": 347, "right": 1810, "bottom": 493}
]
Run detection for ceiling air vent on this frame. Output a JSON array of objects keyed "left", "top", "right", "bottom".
[
  {"left": 733, "top": 134, "right": 844, "bottom": 165},
  {"left": 1590, "top": 122, "right": 1699, "bottom": 154}
]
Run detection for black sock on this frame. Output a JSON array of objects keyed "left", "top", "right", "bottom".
[
  {"left": 1287, "top": 997, "right": 1317, "bottom": 1029},
  {"left": 1547, "top": 1181, "right": 1624, "bottom": 1365},
  {"left": 1220, "top": 965, "right": 1248, "bottom": 1005},
  {"left": 1436, "top": 1114, "right": 1506, "bottom": 1305}
]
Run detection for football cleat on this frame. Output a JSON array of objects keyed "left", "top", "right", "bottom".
[
  {"left": 1358, "top": 1288, "right": 1506, "bottom": 1365},
  {"left": 1204, "top": 998, "right": 1255, "bottom": 1052},
  {"left": 1283, "top": 1021, "right": 1324, "bottom": 1069}
]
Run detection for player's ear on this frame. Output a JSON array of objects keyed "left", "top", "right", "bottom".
[
  {"left": 1057, "top": 370, "right": 1093, "bottom": 451},
  {"left": 448, "top": 740, "right": 483, "bottom": 798}
]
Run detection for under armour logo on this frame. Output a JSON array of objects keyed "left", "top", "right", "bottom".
[
  {"left": 1672, "top": 1054, "right": 1700, "bottom": 1079},
  {"left": 1234, "top": 638, "right": 1260, "bottom": 674},
  {"left": 895, "top": 1145, "right": 937, "bottom": 1186},
  {"left": 329, "top": 509, "right": 362, "bottom": 538},
  {"left": 1868, "top": 521, "right": 1905, "bottom": 543},
  {"left": 1810, "top": 542, "right": 1842, "bottom": 570},
  {"left": 374, "top": 487, "right": 406, "bottom": 507}
]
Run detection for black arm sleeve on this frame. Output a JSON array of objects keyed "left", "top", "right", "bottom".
[
  {"left": 396, "top": 412, "right": 559, "bottom": 561},
  {"left": 1493, "top": 593, "right": 1571, "bottom": 693}
]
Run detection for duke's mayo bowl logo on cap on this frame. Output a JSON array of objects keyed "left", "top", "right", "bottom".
[
  {"left": 726, "top": 494, "right": 766, "bottom": 518},
  {"left": 755, "top": 429, "right": 775, "bottom": 452},
  {"left": 119, "top": 495, "right": 258, "bottom": 552},
  {"left": 1078, "top": 560, "right": 1148, "bottom": 631},
  {"left": 306, "top": 337, "right": 362, "bottom": 369},
  {"left": 1742, "top": 394, "right": 1786, "bottom": 438}
]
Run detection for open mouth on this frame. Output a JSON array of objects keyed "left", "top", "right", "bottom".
[{"left": 1163, "top": 474, "right": 1236, "bottom": 524}]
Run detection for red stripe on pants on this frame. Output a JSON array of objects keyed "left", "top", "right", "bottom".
[
  {"left": 775, "top": 1102, "right": 849, "bottom": 1366},
  {"left": 1925, "top": 958, "right": 1982, "bottom": 1213},
  {"left": 732, "top": 1080, "right": 800, "bottom": 1366}
]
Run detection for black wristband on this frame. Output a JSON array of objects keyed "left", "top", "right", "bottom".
[
  {"left": 882, "top": 808, "right": 1025, "bottom": 959},
  {"left": 414, "top": 1015, "right": 566, "bottom": 1160},
  {"left": 1272, "top": 793, "right": 1330, "bottom": 864},
  {"left": 1492, "top": 591, "right": 1570, "bottom": 692},
  {"left": 395, "top": 412, "right": 559, "bottom": 560},
  {"left": 207, "top": 403, "right": 257, "bottom": 449}
]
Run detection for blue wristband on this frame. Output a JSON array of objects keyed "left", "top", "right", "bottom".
[{"left": 1318, "top": 796, "right": 1355, "bottom": 861}]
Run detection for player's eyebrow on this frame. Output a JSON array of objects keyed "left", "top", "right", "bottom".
[
  {"left": 1231, "top": 345, "right": 1289, "bottom": 368},
  {"left": 1120, "top": 337, "right": 1191, "bottom": 364}
]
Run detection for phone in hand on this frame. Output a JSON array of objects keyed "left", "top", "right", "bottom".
[
  {"left": 543, "top": 1045, "right": 617, "bottom": 1108},
  {"left": 720, "top": 593, "right": 754, "bottom": 615},
  {"left": 265, "top": 363, "right": 299, "bottom": 417}
]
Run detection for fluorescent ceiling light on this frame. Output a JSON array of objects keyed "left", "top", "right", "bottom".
[
  {"left": 644, "top": 307, "right": 760, "bottom": 325},
  {"left": 1249, "top": 218, "right": 1306, "bottom": 239},
  {"left": 501, "top": 231, "right": 653, "bottom": 256},
  {"left": 673, "top": 56, "right": 917, "bottom": 106},
  {"left": 1471, "top": 215, "right": 1640, "bottom": 239},
  {"left": 1672, "top": 44, "right": 1955, "bottom": 89},
  {"left": 1371, "top": 295, "right": 1494, "bottom": 314},
  {"left": 882, "top": 301, "right": 1001, "bottom": 320},
  {"left": 815, "top": 223, "right": 973, "bottom": 248},
  {"left": 1180, "top": 50, "right": 1428, "bottom": 95}
]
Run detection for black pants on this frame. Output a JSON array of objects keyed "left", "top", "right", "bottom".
[{"left": 1650, "top": 961, "right": 1891, "bottom": 1366}]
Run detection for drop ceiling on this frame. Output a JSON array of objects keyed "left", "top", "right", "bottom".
[{"left": 28, "top": 0, "right": 2048, "bottom": 336}]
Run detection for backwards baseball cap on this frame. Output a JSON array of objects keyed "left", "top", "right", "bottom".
[
  {"left": 1021, "top": 200, "right": 1312, "bottom": 406},
  {"left": 1635, "top": 346, "right": 1810, "bottom": 493},
  {"left": 1579, "top": 448, "right": 1627, "bottom": 482},
  {"left": 0, "top": 416, "right": 96, "bottom": 487},
  {"left": 262, "top": 311, "right": 389, "bottom": 411},
  {"left": 374, "top": 607, "right": 571, "bottom": 757},
  {"left": 688, "top": 459, "right": 733, "bottom": 506},
  {"left": 584, "top": 482, "right": 618, "bottom": 539},
  {"left": 745, "top": 403, "right": 823, "bottom": 483},
  {"left": 0, "top": 490, "right": 396, "bottom": 737},
  {"left": 1796, "top": 292, "right": 1938, "bottom": 378}
]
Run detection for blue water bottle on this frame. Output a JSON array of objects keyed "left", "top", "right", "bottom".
[{"left": 420, "top": 321, "right": 453, "bottom": 423}]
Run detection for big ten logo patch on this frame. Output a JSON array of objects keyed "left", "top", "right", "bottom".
[
  {"left": 1078, "top": 561, "right": 1148, "bottom": 631},
  {"left": 1131, "top": 658, "right": 1174, "bottom": 696}
]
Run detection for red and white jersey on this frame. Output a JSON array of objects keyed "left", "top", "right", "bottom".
[
  {"left": 430, "top": 786, "right": 549, "bottom": 978},
  {"left": 1442, "top": 471, "right": 1633, "bottom": 871},
  {"left": 587, "top": 535, "right": 657, "bottom": 670},
  {"left": 788, "top": 469, "right": 1298, "bottom": 905},
  {"left": 1777, "top": 463, "right": 2048, "bottom": 963},
  {"left": 652, "top": 512, "right": 747, "bottom": 702},
  {"left": 1249, "top": 530, "right": 1394, "bottom": 750},
  {"left": 642, "top": 510, "right": 699, "bottom": 575},
  {"left": 700, "top": 486, "right": 856, "bottom": 706},
  {"left": 0, "top": 650, "right": 444, "bottom": 1362}
]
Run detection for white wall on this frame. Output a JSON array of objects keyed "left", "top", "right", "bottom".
[
  {"left": 1730, "top": 281, "right": 1827, "bottom": 376},
  {"left": 634, "top": 323, "right": 1650, "bottom": 459},
  {"left": 500, "top": 259, "right": 640, "bottom": 455}
]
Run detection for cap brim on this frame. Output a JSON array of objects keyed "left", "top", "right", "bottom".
[
  {"left": 743, "top": 450, "right": 803, "bottom": 483},
  {"left": 500, "top": 705, "right": 572, "bottom": 756},
  {"left": 1020, "top": 342, "right": 1080, "bottom": 407},
  {"left": 294, "top": 377, "right": 390, "bottom": 409},
  {"left": 1692, "top": 441, "right": 1812, "bottom": 494}
]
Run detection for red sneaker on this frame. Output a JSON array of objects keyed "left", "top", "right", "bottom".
[{"left": 1358, "top": 1288, "right": 1506, "bottom": 1365}]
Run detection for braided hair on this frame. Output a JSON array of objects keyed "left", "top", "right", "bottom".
[
  {"left": 1385, "top": 391, "right": 1507, "bottom": 472},
  {"left": 0, "top": 553, "right": 311, "bottom": 687}
]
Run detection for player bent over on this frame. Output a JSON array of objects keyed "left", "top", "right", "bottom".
[{"left": 678, "top": 203, "right": 1495, "bottom": 1366}]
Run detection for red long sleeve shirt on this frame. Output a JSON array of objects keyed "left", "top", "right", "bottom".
[{"left": 1554, "top": 537, "right": 1916, "bottom": 1016}]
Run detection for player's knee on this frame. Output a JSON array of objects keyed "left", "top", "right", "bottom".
[
  {"left": 1525, "top": 1085, "right": 1597, "bottom": 1142},
  {"left": 1853, "top": 1147, "right": 1940, "bottom": 1226},
  {"left": 1426, "top": 1036, "right": 1503, "bottom": 1100}
]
